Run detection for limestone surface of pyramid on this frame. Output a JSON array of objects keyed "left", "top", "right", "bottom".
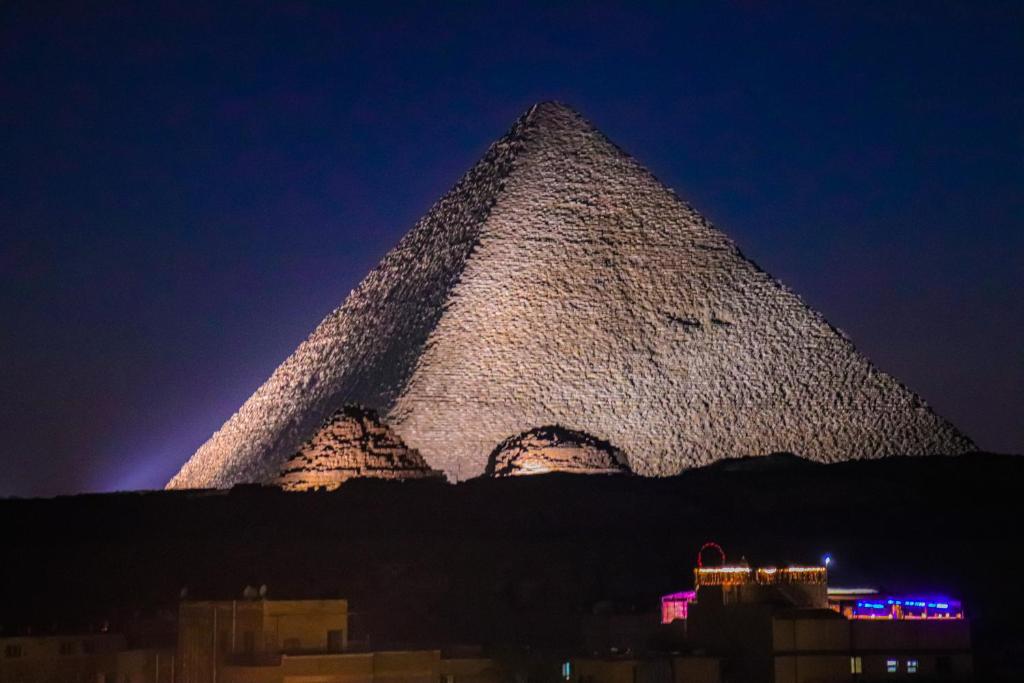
[{"left": 167, "top": 102, "right": 973, "bottom": 489}]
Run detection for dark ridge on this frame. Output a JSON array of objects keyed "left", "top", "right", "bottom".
[{"left": 692, "top": 451, "right": 820, "bottom": 473}]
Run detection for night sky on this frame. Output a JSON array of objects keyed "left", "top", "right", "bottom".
[{"left": 2, "top": 2, "right": 1021, "bottom": 497}]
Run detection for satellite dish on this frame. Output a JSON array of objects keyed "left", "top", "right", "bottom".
[
  {"left": 259, "top": 584, "right": 268, "bottom": 598},
  {"left": 242, "top": 585, "right": 258, "bottom": 599}
]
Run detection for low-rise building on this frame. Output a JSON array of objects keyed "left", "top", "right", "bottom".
[
  {"left": 177, "top": 597, "right": 350, "bottom": 678},
  {"left": 217, "top": 649, "right": 498, "bottom": 683},
  {"left": 680, "top": 546, "right": 972, "bottom": 683},
  {"left": 0, "top": 632, "right": 174, "bottom": 683},
  {"left": 2, "top": 596, "right": 497, "bottom": 683},
  {"left": 178, "top": 595, "right": 498, "bottom": 683},
  {"left": 567, "top": 655, "right": 720, "bottom": 683}
]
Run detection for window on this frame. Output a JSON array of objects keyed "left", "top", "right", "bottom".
[
  {"left": 886, "top": 659, "right": 898, "bottom": 673},
  {"left": 907, "top": 659, "right": 918, "bottom": 674},
  {"left": 850, "top": 656, "right": 863, "bottom": 674},
  {"left": 243, "top": 631, "right": 255, "bottom": 654},
  {"left": 4, "top": 644, "right": 24, "bottom": 658},
  {"left": 562, "top": 661, "right": 572, "bottom": 681},
  {"left": 327, "top": 629, "right": 345, "bottom": 653},
  {"left": 441, "top": 675, "right": 455, "bottom": 683},
  {"left": 936, "top": 656, "right": 952, "bottom": 674},
  {"left": 60, "top": 641, "right": 77, "bottom": 655},
  {"left": 82, "top": 640, "right": 95, "bottom": 654},
  {"left": 283, "top": 637, "right": 301, "bottom": 651}
]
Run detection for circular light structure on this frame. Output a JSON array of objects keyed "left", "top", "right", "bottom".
[{"left": 697, "top": 541, "right": 726, "bottom": 568}]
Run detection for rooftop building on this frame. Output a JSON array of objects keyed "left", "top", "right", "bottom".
[
  {"left": 0, "top": 595, "right": 497, "bottom": 683},
  {"left": 657, "top": 544, "right": 972, "bottom": 683},
  {"left": 0, "top": 632, "right": 174, "bottom": 683},
  {"left": 827, "top": 590, "right": 965, "bottom": 621}
]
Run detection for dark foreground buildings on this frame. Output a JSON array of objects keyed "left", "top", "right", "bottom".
[
  {"left": 7, "top": 454, "right": 1019, "bottom": 680},
  {"left": 0, "top": 597, "right": 497, "bottom": 683},
  {"left": 0, "top": 546, "right": 971, "bottom": 683},
  {"left": 572, "top": 547, "right": 971, "bottom": 683}
]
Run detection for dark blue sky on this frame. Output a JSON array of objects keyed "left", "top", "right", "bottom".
[{"left": 2, "top": 2, "right": 1021, "bottom": 496}]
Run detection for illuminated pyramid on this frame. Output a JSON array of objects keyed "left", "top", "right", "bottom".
[{"left": 167, "top": 102, "right": 973, "bottom": 489}]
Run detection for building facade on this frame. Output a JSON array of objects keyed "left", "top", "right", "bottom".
[
  {"left": 177, "top": 597, "right": 498, "bottom": 683},
  {"left": 682, "top": 556, "right": 972, "bottom": 683},
  {"left": 2, "top": 598, "right": 496, "bottom": 683},
  {"left": 0, "top": 633, "right": 174, "bottom": 683}
]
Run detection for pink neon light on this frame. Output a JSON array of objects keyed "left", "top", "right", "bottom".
[{"left": 661, "top": 590, "right": 696, "bottom": 624}]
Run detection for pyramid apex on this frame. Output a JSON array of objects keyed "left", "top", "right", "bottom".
[
  {"left": 526, "top": 100, "right": 578, "bottom": 114},
  {"left": 522, "top": 100, "right": 587, "bottom": 124},
  {"left": 513, "top": 101, "right": 599, "bottom": 145}
]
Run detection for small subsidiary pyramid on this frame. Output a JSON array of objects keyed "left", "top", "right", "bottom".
[
  {"left": 486, "top": 426, "right": 631, "bottom": 477},
  {"left": 168, "top": 102, "right": 973, "bottom": 489},
  {"left": 276, "top": 405, "right": 443, "bottom": 490}
]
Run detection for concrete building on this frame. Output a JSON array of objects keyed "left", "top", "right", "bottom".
[
  {"left": 116, "top": 649, "right": 176, "bottom": 683},
  {"left": 177, "top": 596, "right": 498, "bottom": 683},
  {"left": 571, "top": 544, "right": 971, "bottom": 683},
  {"left": 2, "top": 597, "right": 496, "bottom": 683},
  {"left": 767, "top": 608, "right": 973, "bottom": 682},
  {"left": 0, "top": 632, "right": 175, "bottom": 683},
  {"left": 177, "top": 597, "right": 350, "bottom": 678},
  {"left": 681, "top": 550, "right": 972, "bottom": 683},
  {"left": 0, "top": 633, "right": 117, "bottom": 683},
  {"left": 217, "top": 649, "right": 498, "bottom": 683},
  {"left": 567, "top": 656, "right": 720, "bottom": 683},
  {"left": 1, "top": 562, "right": 969, "bottom": 683}
]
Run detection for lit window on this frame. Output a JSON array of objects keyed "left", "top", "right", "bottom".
[
  {"left": 562, "top": 661, "right": 572, "bottom": 680},
  {"left": 886, "top": 659, "right": 898, "bottom": 673},
  {"left": 907, "top": 659, "right": 918, "bottom": 674},
  {"left": 850, "top": 656, "right": 863, "bottom": 674}
]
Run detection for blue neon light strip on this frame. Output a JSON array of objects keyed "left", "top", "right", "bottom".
[{"left": 855, "top": 596, "right": 959, "bottom": 611}]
